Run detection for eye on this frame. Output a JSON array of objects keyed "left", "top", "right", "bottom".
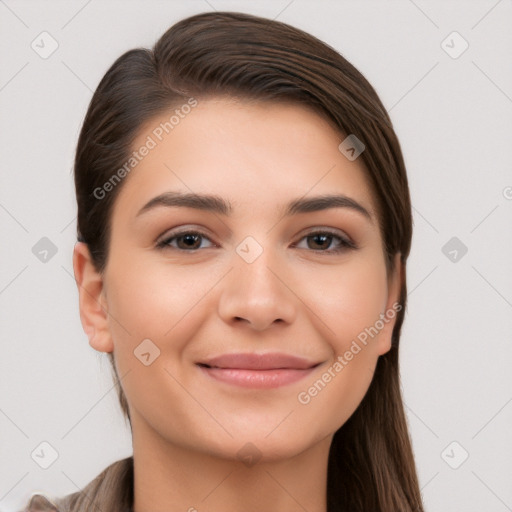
[
  {"left": 156, "top": 228, "right": 357, "bottom": 253},
  {"left": 294, "top": 229, "right": 357, "bottom": 253},
  {"left": 156, "top": 230, "right": 216, "bottom": 251}
]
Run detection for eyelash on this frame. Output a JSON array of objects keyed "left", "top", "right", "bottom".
[{"left": 156, "top": 228, "right": 357, "bottom": 254}]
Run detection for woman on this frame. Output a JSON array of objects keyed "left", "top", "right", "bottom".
[{"left": 24, "top": 10, "right": 423, "bottom": 512}]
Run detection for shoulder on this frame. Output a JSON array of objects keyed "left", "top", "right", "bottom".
[
  {"left": 20, "top": 456, "right": 133, "bottom": 512},
  {"left": 20, "top": 493, "right": 60, "bottom": 512}
]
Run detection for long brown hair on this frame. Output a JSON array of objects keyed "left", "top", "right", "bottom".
[{"left": 25, "top": 11, "right": 422, "bottom": 512}]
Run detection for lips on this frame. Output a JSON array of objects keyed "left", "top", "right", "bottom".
[
  {"left": 196, "top": 353, "right": 321, "bottom": 389},
  {"left": 197, "top": 352, "right": 320, "bottom": 370}
]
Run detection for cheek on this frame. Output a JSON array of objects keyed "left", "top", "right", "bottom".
[
  {"left": 301, "top": 251, "right": 389, "bottom": 351},
  {"left": 103, "top": 261, "right": 218, "bottom": 415},
  {"left": 105, "top": 257, "right": 219, "bottom": 354},
  {"left": 294, "top": 256, "right": 389, "bottom": 430}
]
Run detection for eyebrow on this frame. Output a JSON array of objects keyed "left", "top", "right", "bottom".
[{"left": 136, "top": 191, "right": 372, "bottom": 221}]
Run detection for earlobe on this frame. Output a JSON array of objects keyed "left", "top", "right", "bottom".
[
  {"left": 377, "top": 253, "right": 403, "bottom": 356},
  {"left": 72, "top": 242, "right": 114, "bottom": 353}
]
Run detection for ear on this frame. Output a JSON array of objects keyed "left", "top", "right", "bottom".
[
  {"left": 376, "top": 253, "right": 403, "bottom": 356},
  {"left": 72, "top": 242, "right": 114, "bottom": 353}
]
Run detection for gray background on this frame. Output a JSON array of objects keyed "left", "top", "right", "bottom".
[{"left": 1, "top": 1, "right": 511, "bottom": 510}]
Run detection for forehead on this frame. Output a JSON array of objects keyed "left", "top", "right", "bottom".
[{"left": 111, "top": 97, "right": 377, "bottom": 220}]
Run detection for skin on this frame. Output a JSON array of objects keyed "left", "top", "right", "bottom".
[{"left": 73, "top": 97, "right": 401, "bottom": 512}]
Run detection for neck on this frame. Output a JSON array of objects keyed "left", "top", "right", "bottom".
[{"left": 131, "top": 419, "right": 331, "bottom": 512}]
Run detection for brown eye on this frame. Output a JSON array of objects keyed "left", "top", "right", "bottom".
[
  {"left": 307, "top": 233, "right": 334, "bottom": 250},
  {"left": 157, "top": 231, "right": 215, "bottom": 251},
  {"left": 295, "top": 230, "right": 357, "bottom": 253},
  {"left": 176, "top": 233, "right": 202, "bottom": 250}
]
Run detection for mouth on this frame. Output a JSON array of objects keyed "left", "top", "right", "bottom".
[{"left": 196, "top": 353, "right": 322, "bottom": 389}]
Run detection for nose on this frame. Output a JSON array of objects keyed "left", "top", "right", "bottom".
[{"left": 217, "top": 250, "right": 297, "bottom": 332}]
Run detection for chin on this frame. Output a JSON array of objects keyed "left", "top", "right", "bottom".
[{"left": 202, "top": 430, "right": 322, "bottom": 465}]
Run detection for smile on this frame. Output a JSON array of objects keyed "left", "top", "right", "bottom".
[
  {"left": 196, "top": 352, "right": 322, "bottom": 389},
  {"left": 197, "top": 366, "right": 320, "bottom": 389}
]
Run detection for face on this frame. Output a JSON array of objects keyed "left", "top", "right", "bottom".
[{"left": 75, "top": 97, "right": 401, "bottom": 462}]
